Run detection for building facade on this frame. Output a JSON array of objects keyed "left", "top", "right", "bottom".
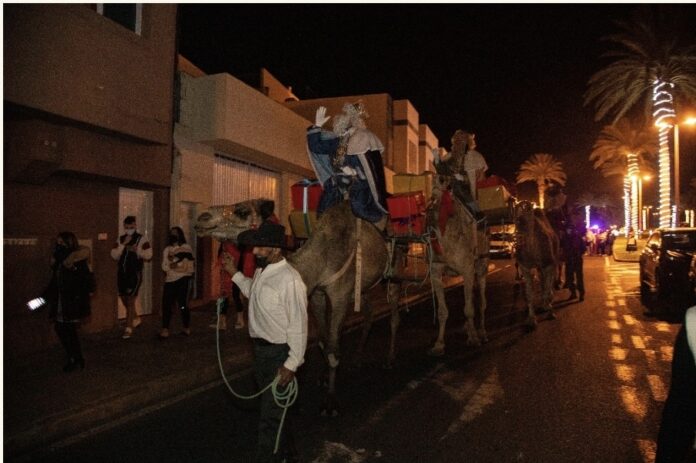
[{"left": 4, "top": 4, "right": 178, "bottom": 354}]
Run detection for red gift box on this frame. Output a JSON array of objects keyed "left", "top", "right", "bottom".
[
  {"left": 387, "top": 192, "right": 426, "bottom": 219},
  {"left": 291, "top": 181, "right": 322, "bottom": 212},
  {"left": 391, "top": 215, "right": 425, "bottom": 236}
]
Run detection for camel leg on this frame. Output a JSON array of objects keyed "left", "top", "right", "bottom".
[
  {"left": 386, "top": 280, "right": 402, "bottom": 368},
  {"left": 475, "top": 257, "right": 489, "bottom": 343},
  {"left": 429, "top": 263, "right": 449, "bottom": 356},
  {"left": 461, "top": 261, "right": 480, "bottom": 347},
  {"left": 320, "top": 289, "right": 349, "bottom": 417},
  {"left": 310, "top": 290, "right": 330, "bottom": 387},
  {"left": 520, "top": 266, "right": 537, "bottom": 331},
  {"left": 353, "top": 293, "right": 374, "bottom": 369},
  {"left": 542, "top": 264, "right": 557, "bottom": 320}
]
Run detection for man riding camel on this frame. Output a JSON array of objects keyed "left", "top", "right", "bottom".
[{"left": 432, "top": 129, "right": 488, "bottom": 227}]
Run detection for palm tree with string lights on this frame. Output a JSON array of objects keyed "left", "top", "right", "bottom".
[
  {"left": 516, "top": 153, "right": 567, "bottom": 209},
  {"left": 589, "top": 118, "right": 657, "bottom": 233},
  {"left": 584, "top": 6, "right": 696, "bottom": 228}
]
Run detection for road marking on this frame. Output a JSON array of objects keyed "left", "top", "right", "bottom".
[
  {"left": 623, "top": 315, "right": 637, "bottom": 326},
  {"left": 608, "top": 310, "right": 617, "bottom": 318},
  {"left": 636, "top": 439, "right": 656, "bottom": 463},
  {"left": 646, "top": 375, "right": 667, "bottom": 402},
  {"left": 655, "top": 322, "right": 671, "bottom": 333},
  {"left": 631, "top": 335, "right": 645, "bottom": 349},
  {"left": 607, "top": 320, "right": 621, "bottom": 330},
  {"left": 609, "top": 347, "right": 628, "bottom": 361},
  {"left": 439, "top": 369, "right": 503, "bottom": 441},
  {"left": 615, "top": 364, "right": 635, "bottom": 382},
  {"left": 659, "top": 345, "right": 673, "bottom": 362},
  {"left": 606, "top": 300, "right": 616, "bottom": 307},
  {"left": 619, "top": 385, "right": 648, "bottom": 421},
  {"left": 611, "top": 334, "right": 623, "bottom": 345}
]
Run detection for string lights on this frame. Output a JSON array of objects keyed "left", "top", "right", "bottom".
[{"left": 652, "top": 78, "right": 676, "bottom": 229}]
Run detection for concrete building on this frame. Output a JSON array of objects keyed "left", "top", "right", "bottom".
[
  {"left": 172, "top": 62, "right": 313, "bottom": 303},
  {"left": 4, "top": 4, "right": 178, "bottom": 354}
]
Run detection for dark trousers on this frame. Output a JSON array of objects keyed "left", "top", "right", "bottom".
[
  {"left": 55, "top": 321, "right": 83, "bottom": 362},
  {"left": 253, "top": 341, "right": 296, "bottom": 463},
  {"left": 220, "top": 283, "right": 243, "bottom": 315},
  {"left": 565, "top": 254, "right": 584, "bottom": 294},
  {"left": 162, "top": 277, "right": 191, "bottom": 329}
]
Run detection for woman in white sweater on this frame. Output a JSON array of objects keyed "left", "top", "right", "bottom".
[{"left": 159, "top": 227, "right": 195, "bottom": 338}]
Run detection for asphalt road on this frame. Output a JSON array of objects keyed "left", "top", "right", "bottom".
[{"left": 31, "top": 256, "right": 681, "bottom": 463}]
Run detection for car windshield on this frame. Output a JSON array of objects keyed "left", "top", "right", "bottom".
[
  {"left": 491, "top": 233, "right": 513, "bottom": 241},
  {"left": 662, "top": 231, "right": 696, "bottom": 251}
]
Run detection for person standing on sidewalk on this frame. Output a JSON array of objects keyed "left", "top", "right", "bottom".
[
  {"left": 212, "top": 240, "right": 255, "bottom": 331},
  {"left": 222, "top": 221, "right": 307, "bottom": 463},
  {"left": 564, "top": 208, "right": 587, "bottom": 301},
  {"left": 44, "top": 232, "right": 92, "bottom": 372},
  {"left": 111, "top": 216, "right": 152, "bottom": 339},
  {"left": 159, "top": 227, "right": 194, "bottom": 338},
  {"left": 655, "top": 306, "right": 696, "bottom": 462}
]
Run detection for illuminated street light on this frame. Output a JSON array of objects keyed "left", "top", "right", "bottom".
[{"left": 673, "top": 115, "right": 696, "bottom": 226}]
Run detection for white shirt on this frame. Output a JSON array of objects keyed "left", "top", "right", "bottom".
[
  {"left": 232, "top": 259, "right": 308, "bottom": 372},
  {"left": 161, "top": 244, "right": 195, "bottom": 283},
  {"left": 464, "top": 149, "right": 488, "bottom": 196}
]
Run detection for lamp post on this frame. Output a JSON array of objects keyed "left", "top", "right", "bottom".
[{"left": 673, "top": 117, "right": 696, "bottom": 226}]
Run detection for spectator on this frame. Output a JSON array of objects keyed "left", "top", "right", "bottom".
[
  {"left": 564, "top": 209, "right": 587, "bottom": 301},
  {"left": 655, "top": 306, "right": 696, "bottom": 462},
  {"left": 111, "top": 216, "right": 152, "bottom": 339},
  {"left": 212, "top": 240, "right": 255, "bottom": 331},
  {"left": 44, "top": 232, "right": 92, "bottom": 372},
  {"left": 222, "top": 221, "right": 307, "bottom": 463},
  {"left": 585, "top": 227, "right": 596, "bottom": 256},
  {"left": 159, "top": 227, "right": 195, "bottom": 338}
]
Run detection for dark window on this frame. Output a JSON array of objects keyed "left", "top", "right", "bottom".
[{"left": 98, "top": 4, "right": 141, "bottom": 34}]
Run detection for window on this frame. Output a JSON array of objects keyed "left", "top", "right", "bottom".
[
  {"left": 97, "top": 3, "right": 142, "bottom": 35},
  {"left": 213, "top": 155, "right": 280, "bottom": 207}
]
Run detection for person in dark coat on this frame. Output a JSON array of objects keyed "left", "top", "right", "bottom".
[
  {"left": 655, "top": 306, "right": 696, "bottom": 463},
  {"left": 44, "top": 231, "right": 92, "bottom": 372}
]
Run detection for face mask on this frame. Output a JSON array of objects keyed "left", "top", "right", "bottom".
[
  {"left": 53, "top": 245, "right": 70, "bottom": 265},
  {"left": 125, "top": 229, "right": 136, "bottom": 236},
  {"left": 169, "top": 235, "right": 179, "bottom": 244},
  {"left": 254, "top": 256, "right": 269, "bottom": 269}
]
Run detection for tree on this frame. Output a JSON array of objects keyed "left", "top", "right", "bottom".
[
  {"left": 584, "top": 6, "right": 696, "bottom": 228},
  {"left": 516, "top": 153, "right": 567, "bottom": 209},
  {"left": 589, "top": 119, "right": 657, "bottom": 231}
]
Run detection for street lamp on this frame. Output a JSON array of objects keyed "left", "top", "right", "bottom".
[{"left": 674, "top": 116, "right": 696, "bottom": 226}]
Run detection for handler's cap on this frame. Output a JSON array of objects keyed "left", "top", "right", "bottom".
[{"left": 238, "top": 221, "right": 286, "bottom": 249}]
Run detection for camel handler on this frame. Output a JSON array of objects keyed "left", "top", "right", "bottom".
[
  {"left": 222, "top": 221, "right": 307, "bottom": 463},
  {"left": 432, "top": 129, "right": 488, "bottom": 228}
]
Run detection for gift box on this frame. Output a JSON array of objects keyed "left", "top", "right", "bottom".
[
  {"left": 478, "top": 185, "right": 511, "bottom": 211},
  {"left": 387, "top": 192, "right": 426, "bottom": 219},
  {"left": 391, "top": 215, "right": 425, "bottom": 236},
  {"left": 289, "top": 210, "right": 318, "bottom": 239},
  {"left": 393, "top": 173, "right": 432, "bottom": 199},
  {"left": 291, "top": 180, "right": 322, "bottom": 212}
]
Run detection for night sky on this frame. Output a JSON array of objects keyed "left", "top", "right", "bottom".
[{"left": 178, "top": 4, "right": 696, "bottom": 207}]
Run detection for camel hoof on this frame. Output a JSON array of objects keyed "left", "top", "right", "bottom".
[{"left": 428, "top": 345, "right": 445, "bottom": 357}]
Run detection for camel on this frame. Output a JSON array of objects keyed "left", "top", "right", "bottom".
[
  {"left": 426, "top": 175, "right": 490, "bottom": 356},
  {"left": 514, "top": 201, "right": 560, "bottom": 329},
  {"left": 195, "top": 200, "right": 399, "bottom": 415}
]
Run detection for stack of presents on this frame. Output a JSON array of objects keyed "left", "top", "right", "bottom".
[
  {"left": 476, "top": 175, "right": 515, "bottom": 223},
  {"left": 288, "top": 179, "right": 322, "bottom": 240},
  {"left": 386, "top": 173, "right": 431, "bottom": 237},
  {"left": 288, "top": 173, "right": 514, "bottom": 242}
]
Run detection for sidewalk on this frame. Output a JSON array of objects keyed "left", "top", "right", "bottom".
[{"left": 4, "top": 267, "right": 461, "bottom": 459}]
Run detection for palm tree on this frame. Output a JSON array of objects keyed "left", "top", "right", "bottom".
[
  {"left": 589, "top": 119, "right": 657, "bottom": 232},
  {"left": 584, "top": 6, "right": 696, "bottom": 228},
  {"left": 516, "top": 153, "right": 567, "bottom": 209}
]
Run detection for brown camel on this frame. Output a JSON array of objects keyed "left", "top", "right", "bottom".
[
  {"left": 514, "top": 201, "right": 560, "bottom": 329},
  {"left": 426, "top": 175, "right": 490, "bottom": 356},
  {"left": 195, "top": 200, "right": 399, "bottom": 415}
]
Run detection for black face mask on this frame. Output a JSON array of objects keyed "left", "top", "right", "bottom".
[
  {"left": 169, "top": 235, "right": 179, "bottom": 245},
  {"left": 254, "top": 256, "right": 269, "bottom": 269},
  {"left": 53, "top": 245, "right": 70, "bottom": 266}
]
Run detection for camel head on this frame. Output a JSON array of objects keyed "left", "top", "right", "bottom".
[
  {"left": 194, "top": 199, "right": 275, "bottom": 242},
  {"left": 514, "top": 200, "right": 537, "bottom": 232}
]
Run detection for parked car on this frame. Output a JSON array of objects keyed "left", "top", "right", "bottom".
[
  {"left": 489, "top": 231, "right": 515, "bottom": 258},
  {"left": 639, "top": 228, "right": 696, "bottom": 306}
]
